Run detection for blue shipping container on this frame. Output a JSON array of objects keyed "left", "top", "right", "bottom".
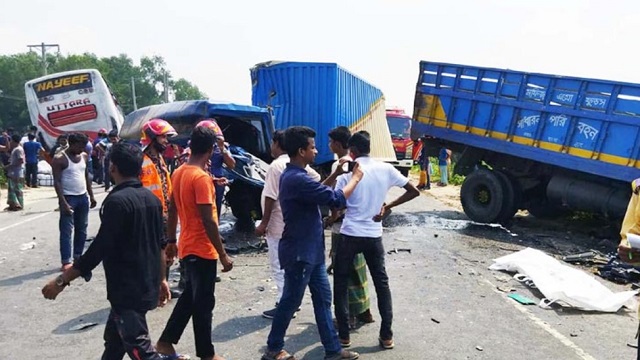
[
  {"left": 251, "top": 61, "right": 396, "bottom": 164},
  {"left": 413, "top": 61, "right": 640, "bottom": 182}
]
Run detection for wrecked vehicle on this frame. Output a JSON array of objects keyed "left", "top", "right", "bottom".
[{"left": 120, "top": 100, "right": 273, "bottom": 230}]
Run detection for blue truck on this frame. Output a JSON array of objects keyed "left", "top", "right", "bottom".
[
  {"left": 413, "top": 61, "right": 640, "bottom": 223},
  {"left": 250, "top": 61, "right": 404, "bottom": 174}
]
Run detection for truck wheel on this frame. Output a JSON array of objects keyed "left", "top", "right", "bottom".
[
  {"left": 460, "top": 169, "right": 505, "bottom": 223},
  {"left": 494, "top": 171, "right": 519, "bottom": 223}
]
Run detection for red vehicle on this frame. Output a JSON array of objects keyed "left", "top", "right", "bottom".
[{"left": 386, "top": 108, "right": 414, "bottom": 175}]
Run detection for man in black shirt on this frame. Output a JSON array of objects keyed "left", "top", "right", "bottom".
[{"left": 42, "top": 142, "right": 171, "bottom": 360}]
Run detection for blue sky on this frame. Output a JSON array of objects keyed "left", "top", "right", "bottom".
[{"left": 2, "top": 0, "right": 638, "bottom": 112}]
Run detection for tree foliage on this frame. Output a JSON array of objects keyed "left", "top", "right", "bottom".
[{"left": 0, "top": 52, "right": 206, "bottom": 130}]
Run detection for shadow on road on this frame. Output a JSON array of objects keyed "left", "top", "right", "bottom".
[
  {"left": 212, "top": 314, "right": 271, "bottom": 342},
  {"left": 52, "top": 307, "right": 110, "bottom": 335},
  {"left": 0, "top": 269, "right": 54, "bottom": 287}
]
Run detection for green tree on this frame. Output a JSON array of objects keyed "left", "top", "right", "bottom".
[
  {"left": 0, "top": 52, "right": 205, "bottom": 130},
  {"left": 173, "top": 78, "right": 206, "bottom": 101}
]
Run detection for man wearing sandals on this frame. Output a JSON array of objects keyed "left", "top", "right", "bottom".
[
  {"left": 262, "top": 126, "right": 361, "bottom": 360},
  {"left": 42, "top": 142, "right": 171, "bottom": 360},
  {"left": 333, "top": 131, "right": 420, "bottom": 350}
]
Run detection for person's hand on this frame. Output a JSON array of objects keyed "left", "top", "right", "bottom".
[
  {"left": 323, "top": 216, "right": 334, "bottom": 229},
  {"left": 42, "top": 279, "right": 65, "bottom": 300},
  {"left": 216, "top": 137, "right": 226, "bottom": 149},
  {"left": 165, "top": 243, "right": 178, "bottom": 264},
  {"left": 333, "top": 158, "right": 350, "bottom": 176},
  {"left": 89, "top": 196, "right": 97, "bottom": 209},
  {"left": 60, "top": 202, "right": 73, "bottom": 216},
  {"left": 220, "top": 253, "right": 233, "bottom": 272},
  {"left": 255, "top": 221, "right": 267, "bottom": 236},
  {"left": 373, "top": 204, "right": 392, "bottom": 222},
  {"left": 618, "top": 244, "right": 640, "bottom": 264},
  {"left": 351, "top": 162, "right": 363, "bottom": 181},
  {"left": 158, "top": 280, "right": 171, "bottom": 307},
  {"left": 213, "top": 177, "right": 229, "bottom": 187}
]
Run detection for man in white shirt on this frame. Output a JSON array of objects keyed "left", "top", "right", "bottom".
[
  {"left": 334, "top": 131, "right": 420, "bottom": 350},
  {"left": 256, "top": 130, "right": 321, "bottom": 319}
]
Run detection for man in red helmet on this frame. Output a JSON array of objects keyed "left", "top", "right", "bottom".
[{"left": 139, "top": 119, "right": 183, "bottom": 299}]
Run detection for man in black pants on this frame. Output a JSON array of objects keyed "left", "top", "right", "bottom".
[
  {"left": 42, "top": 142, "right": 171, "bottom": 360},
  {"left": 333, "top": 131, "right": 420, "bottom": 350},
  {"left": 156, "top": 126, "right": 233, "bottom": 360}
]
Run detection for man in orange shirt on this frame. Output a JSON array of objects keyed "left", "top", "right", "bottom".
[{"left": 156, "top": 126, "right": 233, "bottom": 360}]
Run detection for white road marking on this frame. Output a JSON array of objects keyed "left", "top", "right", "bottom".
[
  {"left": 0, "top": 192, "right": 107, "bottom": 233},
  {"left": 482, "top": 278, "right": 597, "bottom": 360},
  {"left": 0, "top": 212, "right": 53, "bottom": 232}
]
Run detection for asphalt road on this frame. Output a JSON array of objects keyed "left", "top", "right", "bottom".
[{"left": 0, "top": 185, "right": 638, "bottom": 359}]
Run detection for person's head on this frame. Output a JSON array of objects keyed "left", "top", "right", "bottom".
[
  {"left": 7, "top": 127, "right": 14, "bottom": 136},
  {"left": 29, "top": 126, "right": 37, "bottom": 134},
  {"left": 98, "top": 128, "right": 107, "bottom": 138},
  {"left": 347, "top": 130, "right": 371, "bottom": 158},
  {"left": 108, "top": 129, "right": 119, "bottom": 143},
  {"left": 109, "top": 142, "right": 144, "bottom": 184},
  {"left": 10, "top": 134, "right": 21, "bottom": 146},
  {"left": 195, "top": 119, "right": 224, "bottom": 141},
  {"left": 283, "top": 126, "right": 317, "bottom": 165},
  {"left": 328, "top": 126, "right": 351, "bottom": 155},
  {"left": 189, "top": 126, "right": 216, "bottom": 158},
  {"left": 58, "top": 134, "right": 68, "bottom": 147},
  {"left": 270, "top": 129, "right": 285, "bottom": 157},
  {"left": 27, "top": 133, "right": 36, "bottom": 141},
  {"left": 67, "top": 133, "right": 89, "bottom": 155},
  {"left": 141, "top": 119, "right": 177, "bottom": 153}
]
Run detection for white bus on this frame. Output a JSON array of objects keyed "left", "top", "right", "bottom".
[{"left": 24, "top": 69, "right": 124, "bottom": 149}]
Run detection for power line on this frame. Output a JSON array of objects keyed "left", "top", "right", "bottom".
[{"left": 27, "top": 42, "right": 60, "bottom": 76}]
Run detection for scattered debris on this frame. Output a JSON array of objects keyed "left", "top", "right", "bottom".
[
  {"left": 19, "top": 242, "right": 36, "bottom": 251},
  {"left": 434, "top": 234, "right": 439, "bottom": 238},
  {"left": 507, "top": 293, "right": 536, "bottom": 305},
  {"left": 257, "top": 286, "right": 265, "bottom": 292},
  {"left": 627, "top": 342, "right": 638, "bottom": 349},
  {"left": 475, "top": 346, "right": 483, "bottom": 352},
  {"left": 431, "top": 318, "right": 440, "bottom": 324},
  {"left": 570, "top": 333, "right": 578, "bottom": 337},
  {"left": 70, "top": 322, "right": 98, "bottom": 331},
  {"left": 387, "top": 248, "right": 411, "bottom": 255},
  {"left": 562, "top": 251, "right": 608, "bottom": 265},
  {"left": 597, "top": 257, "right": 640, "bottom": 284},
  {"left": 497, "top": 286, "right": 515, "bottom": 293}
]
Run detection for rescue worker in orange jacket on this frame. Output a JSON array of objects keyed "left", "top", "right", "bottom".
[{"left": 139, "top": 119, "right": 183, "bottom": 298}]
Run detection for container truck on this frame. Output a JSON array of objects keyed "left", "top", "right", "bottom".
[
  {"left": 251, "top": 61, "right": 397, "bottom": 174},
  {"left": 412, "top": 61, "right": 640, "bottom": 223}
]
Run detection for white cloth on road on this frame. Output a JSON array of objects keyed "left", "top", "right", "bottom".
[{"left": 490, "top": 247, "right": 637, "bottom": 312}]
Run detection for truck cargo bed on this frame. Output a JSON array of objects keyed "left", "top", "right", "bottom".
[{"left": 414, "top": 61, "right": 640, "bottom": 182}]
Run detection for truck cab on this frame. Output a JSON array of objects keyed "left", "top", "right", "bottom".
[{"left": 386, "top": 108, "right": 414, "bottom": 176}]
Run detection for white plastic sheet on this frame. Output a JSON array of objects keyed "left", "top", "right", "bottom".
[{"left": 489, "top": 247, "right": 638, "bottom": 312}]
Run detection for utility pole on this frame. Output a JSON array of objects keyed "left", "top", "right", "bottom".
[
  {"left": 163, "top": 70, "right": 170, "bottom": 103},
  {"left": 27, "top": 42, "right": 60, "bottom": 76},
  {"left": 131, "top": 77, "right": 138, "bottom": 110}
]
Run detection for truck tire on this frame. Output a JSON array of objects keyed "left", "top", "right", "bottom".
[
  {"left": 460, "top": 169, "right": 505, "bottom": 223},
  {"left": 494, "top": 171, "right": 521, "bottom": 223}
]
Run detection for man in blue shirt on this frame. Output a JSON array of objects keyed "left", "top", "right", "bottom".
[
  {"left": 438, "top": 145, "right": 450, "bottom": 186},
  {"left": 23, "top": 133, "right": 43, "bottom": 188},
  {"left": 262, "top": 126, "right": 362, "bottom": 360}
]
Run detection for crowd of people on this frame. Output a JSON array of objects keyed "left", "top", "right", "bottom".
[{"left": 31, "top": 116, "right": 423, "bottom": 360}]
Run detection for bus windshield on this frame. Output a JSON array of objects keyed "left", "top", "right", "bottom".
[{"left": 387, "top": 116, "right": 411, "bottom": 139}]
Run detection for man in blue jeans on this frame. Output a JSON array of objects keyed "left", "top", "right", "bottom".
[
  {"left": 52, "top": 133, "right": 97, "bottom": 271},
  {"left": 23, "top": 133, "right": 43, "bottom": 188},
  {"left": 262, "top": 126, "right": 362, "bottom": 360}
]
